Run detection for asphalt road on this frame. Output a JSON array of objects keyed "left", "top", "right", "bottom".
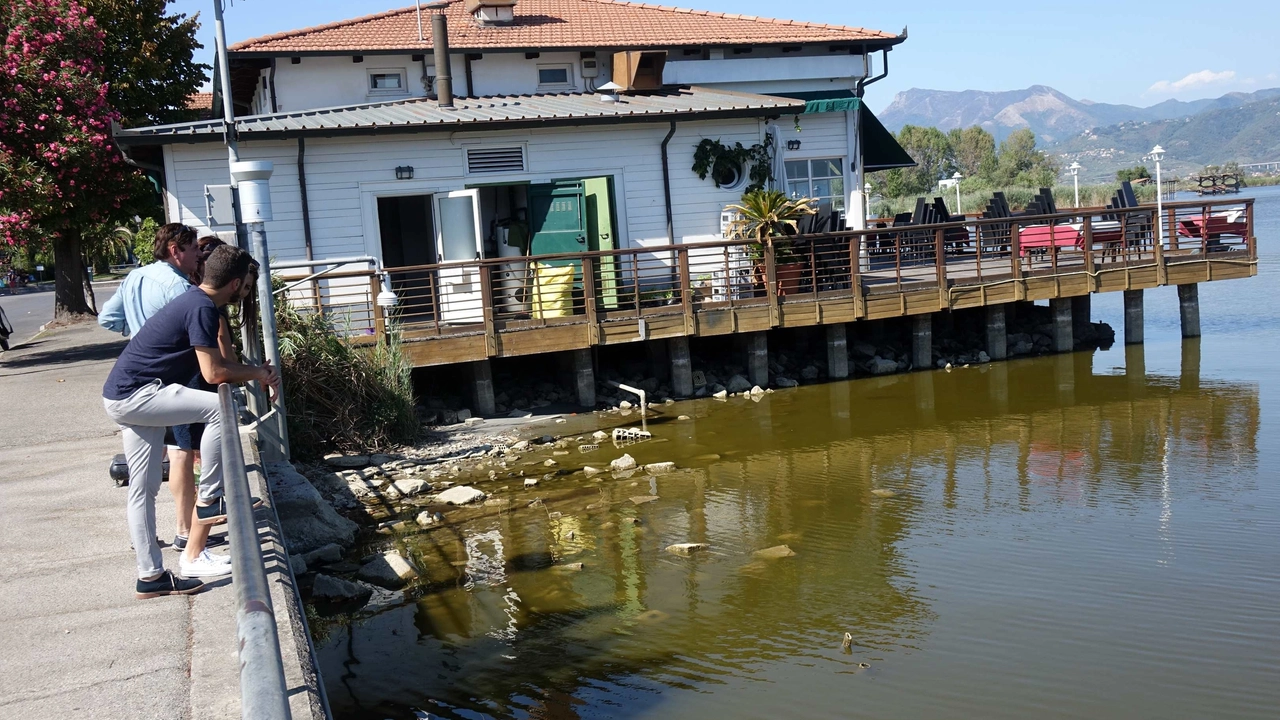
[{"left": 2, "top": 285, "right": 118, "bottom": 345}]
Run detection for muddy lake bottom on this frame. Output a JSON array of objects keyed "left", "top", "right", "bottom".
[{"left": 312, "top": 187, "right": 1280, "bottom": 720}]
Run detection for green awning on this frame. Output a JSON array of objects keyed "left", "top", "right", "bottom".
[{"left": 771, "top": 91, "right": 916, "bottom": 171}]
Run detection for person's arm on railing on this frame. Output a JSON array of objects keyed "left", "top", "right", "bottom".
[{"left": 195, "top": 345, "right": 281, "bottom": 403}]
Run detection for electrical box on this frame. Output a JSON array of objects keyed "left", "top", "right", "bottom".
[
  {"left": 229, "top": 161, "right": 274, "bottom": 223},
  {"left": 204, "top": 184, "right": 236, "bottom": 228},
  {"left": 581, "top": 58, "right": 599, "bottom": 78}
]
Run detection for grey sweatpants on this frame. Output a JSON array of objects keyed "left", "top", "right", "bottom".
[{"left": 103, "top": 380, "right": 223, "bottom": 579}]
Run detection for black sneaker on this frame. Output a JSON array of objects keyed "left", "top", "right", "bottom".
[
  {"left": 136, "top": 570, "right": 204, "bottom": 599},
  {"left": 195, "top": 497, "right": 263, "bottom": 526},
  {"left": 172, "top": 534, "right": 227, "bottom": 551}
]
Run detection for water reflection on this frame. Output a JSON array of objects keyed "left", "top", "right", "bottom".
[{"left": 319, "top": 342, "right": 1262, "bottom": 720}]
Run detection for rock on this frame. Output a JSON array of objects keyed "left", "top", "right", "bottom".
[
  {"left": 512, "top": 440, "right": 531, "bottom": 451},
  {"left": 630, "top": 495, "right": 659, "bottom": 505},
  {"left": 323, "top": 453, "right": 369, "bottom": 469},
  {"left": 665, "top": 543, "right": 708, "bottom": 556},
  {"left": 749, "top": 385, "right": 765, "bottom": 397},
  {"left": 392, "top": 478, "right": 431, "bottom": 496},
  {"left": 591, "top": 430, "right": 609, "bottom": 442},
  {"left": 800, "top": 365, "right": 820, "bottom": 380},
  {"left": 775, "top": 376, "right": 799, "bottom": 388},
  {"left": 978, "top": 351, "right": 990, "bottom": 363},
  {"left": 369, "top": 453, "right": 397, "bottom": 466},
  {"left": 524, "top": 477, "right": 539, "bottom": 487},
  {"left": 712, "top": 389, "right": 728, "bottom": 400},
  {"left": 464, "top": 416, "right": 484, "bottom": 427},
  {"left": 619, "top": 400, "right": 633, "bottom": 410},
  {"left": 303, "top": 469, "right": 349, "bottom": 500},
  {"left": 691, "top": 370, "right": 707, "bottom": 387},
  {"left": 456, "top": 408, "right": 472, "bottom": 421},
  {"left": 583, "top": 466, "right": 603, "bottom": 478},
  {"left": 312, "top": 574, "right": 373, "bottom": 604},
  {"left": 484, "top": 497, "right": 511, "bottom": 507},
  {"left": 621, "top": 516, "right": 642, "bottom": 525},
  {"left": 937, "top": 358, "right": 949, "bottom": 369},
  {"left": 870, "top": 357, "right": 899, "bottom": 375},
  {"left": 725, "top": 375, "right": 752, "bottom": 393},
  {"left": 677, "top": 415, "right": 691, "bottom": 421},
  {"left": 416, "top": 510, "right": 444, "bottom": 527},
  {"left": 554, "top": 562, "right": 586, "bottom": 572},
  {"left": 356, "top": 551, "right": 418, "bottom": 589},
  {"left": 435, "top": 485, "right": 487, "bottom": 505},
  {"left": 852, "top": 341, "right": 878, "bottom": 358},
  {"left": 644, "top": 462, "right": 676, "bottom": 475},
  {"left": 267, "top": 462, "right": 358, "bottom": 554},
  {"left": 288, "top": 554, "right": 308, "bottom": 576},
  {"left": 871, "top": 488, "right": 898, "bottom": 498},
  {"left": 543, "top": 459, "right": 558, "bottom": 467},
  {"left": 303, "top": 543, "right": 343, "bottom": 566},
  {"left": 610, "top": 454, "right": 637, "bottom": 471},
  {"left": 753, "top": 544, "right": 796, "bottom": 559}
]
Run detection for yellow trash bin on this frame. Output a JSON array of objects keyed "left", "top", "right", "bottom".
[{"left": 530, "top": 262, "right": 575, "bottom": 319}]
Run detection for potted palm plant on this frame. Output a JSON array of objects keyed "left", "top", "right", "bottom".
[{"left": 726, "top": 189, "right": 816, "bottom": 296}]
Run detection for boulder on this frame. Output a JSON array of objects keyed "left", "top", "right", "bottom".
[
  {"left": 392, "top": 478, "right": 431, "bottom": 496},
  {"left": 775, "top": 377, "right": 799, "bottom": 388},
  {"left": 725, "top": 374, "right": 752, "bottom": 393},
  {"left": 288, "top": 554, "right": 308, "bottom": 576},
  {"left": 303, "top": 469, "right": 349, "bottom": 499},
  {"left": 749, "top": 385, "right": 765, "bottom": 397},
  {"left": 644, "top": 462, "right": 676, "bottom": 475},
  {"left": 610, "top": 454, "right": 637, "bottom": 471},
  {"left": 416, "top": 510, "right": 443, "bottom": 527},
  {"left": 665, "top": 543, "right": 708, "bottom": 556},
  {"left": 978, "top": 351, "right": 991, "bottom": 363},
  {"left": 619, "top": 400, "right": 633, "bottom": 409},
  {"left": 312, "top": 573, "right": 373, "bottom": 605},
  {"left": 323, "top": 454, "right": 369, "bottom": 469},
  {"left": 456, "top": 408, "right": 472, "bottom": 421},
  {"left": 753, "top": 544, "right": 796, "bottom": 559},
  {"left": 800, "top": 365, "right": 820, "bottom": 380},
  {"left": 869, "top": 357, "right": 899, "bottom": 375},
  {"left": 435, "top": 485, "right": 486, "bottom": 505},
  {"left": 712, "top": 389, "right": 728, "bottom": 400},
  {"left": 267, "top": 462, "right": 358, "bottom": 554},
  {"left": 583, "top": 466, "right": 603, "bottom": 478},
  {"left": 303, "top": 543, "right": 344, "bottom": 566},
  {"left": 851, "top": 341, "right": 878, "bottom": 358},
  {"left": 357, "top": 551, "right": 418, "bottom": 589}
]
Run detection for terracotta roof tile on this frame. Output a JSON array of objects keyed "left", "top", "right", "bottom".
[
  {"left": 186, "top": 92, "right": 213, "bottom": 110},
  {"left": 229, "top": 0, "right": 896, "bottom": 54}
]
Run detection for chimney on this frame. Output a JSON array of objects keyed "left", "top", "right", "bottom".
[
  {"left": 465, "top": 0, "right": 517, "bottom": 26},
  {"left": 431, "top": 12, "right": 453, "bottom": 107}
]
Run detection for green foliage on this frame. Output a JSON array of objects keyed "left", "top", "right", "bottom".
[
  {"left": 110, "top": 216, "right": 158, "bottom": 265},
  {"left": 692, "top": 136, "right": 774, "bottom": 192},
  {"left": 878, "top": 125, "right": 955, "bottom": 197},
  {"left": 726, "top": 189, "right": 816, "bottom": 261},
  {"left": 993, "top": 128, "right": 1060, "bottom": 187},
  {"left": 948, "top": 126, "right": 997, "bottom": 179},
  {"left": 1116, "top": 165, "right": 1151, "bottom": 183},
  {"left": 275, "top": 293, "right": 419, "bottom": 459}
]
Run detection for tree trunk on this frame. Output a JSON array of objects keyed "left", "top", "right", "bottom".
[{"left": 53, "top": 231, "right": 93, "bottom": 320}]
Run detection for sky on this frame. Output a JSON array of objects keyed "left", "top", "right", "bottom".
[{"left": 173, "top": 0, "right": 1280, "bottom": 112}]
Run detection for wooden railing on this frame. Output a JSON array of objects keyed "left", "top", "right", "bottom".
[{"left": 280, "top": 198, "right": 1256, "bottom": 362}]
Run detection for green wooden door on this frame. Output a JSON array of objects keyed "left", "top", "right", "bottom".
[
  {"left": 583, "top": 177, "right": 619, "bottom": 309},
  {"left": 529, "top": 182, "right": 586, "bottom": 265}
]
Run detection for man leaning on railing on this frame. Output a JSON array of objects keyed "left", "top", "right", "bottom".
[{"left": 102, "top": 245, "right": 281, "bottom": 599}]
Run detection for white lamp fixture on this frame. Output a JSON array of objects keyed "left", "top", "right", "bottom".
[
  {"left": 1149, "top": 145, "right": 1166, "bottom": 245},
  {"left": 1068, "top": 161, "right": 1082, "bottom": 208},
  {"left": 952, "top": 172, "right": 963, "bottom": 215},
  {"left": 597, "top": 81, "right": 623, "bottom": 103}
]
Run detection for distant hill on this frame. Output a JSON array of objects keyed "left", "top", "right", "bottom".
[
  {"left": 1049, "top": 97, "right": 1280, "bottom": 181},
  {"left": 879, "top": 85, "right": 1280, "bottom": 144}
]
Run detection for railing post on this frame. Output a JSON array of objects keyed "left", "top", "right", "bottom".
[
  {"left": 1154, "top": 215, "right": 1168, "bottom": 285},
  {"left": 369, "top": 275, "right": 385, "bottom": 340},
  {"left": 934, "top": 227, "right": 947, "bottom": 309},
  {"left": 1247, "top": 200, "right": 1256, "bottom": 262},
  {"left": 1010, "top": 222, "right": 1024, "bottom": 300},
  {"left": 479, "top": 264, "right": 496, "bottom": 356},
  {"left": 677, "top": 248, "right": 694, "bottom": 334},
  {"left": 850, "top": 234, "right": 865, "bottom": 319},
  {"left": 1082, "top": 216, "right": 1096, "bottom": 291},
  {"left": 583, "top": 255, "right": 600, "bottom": 345},
  {"left": 1201, "top": 203, "right": 1210, "bottom": 255},
  {"left": 1167, "top": 206, "right": 1178, "bottom": 252},
  {"left": 765, "top": 241, "right": 779, "bottom": 326}
]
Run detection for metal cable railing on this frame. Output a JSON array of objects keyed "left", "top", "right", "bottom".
[{"left": 218, "top": 383, "right": 292, "bottom": 720}]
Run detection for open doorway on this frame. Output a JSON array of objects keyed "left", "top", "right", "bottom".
[{"left": 378, "top": 195, "right": 437, "bottom": 324}]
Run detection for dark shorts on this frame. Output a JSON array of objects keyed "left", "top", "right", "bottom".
[{"left": 164, "top": 423, "right": 205, "bottom": 451}]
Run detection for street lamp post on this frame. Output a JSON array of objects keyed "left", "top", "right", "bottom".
[
  {"left": 1150, "top": 145, "right": 1166, "bottom": 246},
  {"left": 1068, "top": 161, "right": 1082, "bottom": 208},
  {"left": 952, "top": 172, "right": 963, "bottom": 215}
]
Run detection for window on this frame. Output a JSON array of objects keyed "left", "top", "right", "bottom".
[
  {"left": 537, "top": 64, "right": 574, "bottom": 90},
  {"left": 368, "top": 69, "right": 407, "bottom": 96},
  {"left": 785, "top": 158, "right": 845, "bottom": 213}
]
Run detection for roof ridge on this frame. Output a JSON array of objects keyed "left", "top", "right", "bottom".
[
  {"left": 576, "top": 0, "right": 892, "bottom": 38},
  {"left": 229, "top": 3, "right": 446, "bottom": 51}
]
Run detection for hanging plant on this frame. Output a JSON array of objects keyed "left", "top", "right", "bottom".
[{"left": 692, "top": 135, "right": 775, "bottom": 192}]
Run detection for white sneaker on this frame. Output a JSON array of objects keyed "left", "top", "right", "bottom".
[
  {"left": 203, "top": 549, "right": 232, "bottom": 564},
  {"left": 180, "top": 550, "right": 233, "bottom": 578}
]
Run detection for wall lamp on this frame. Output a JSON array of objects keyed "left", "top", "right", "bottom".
[
  {"left": 786, "top": 139, "right": 802, "bottom": 151},
  {"left": 394, "top": 166, "right": 414, "bottom": 180}
]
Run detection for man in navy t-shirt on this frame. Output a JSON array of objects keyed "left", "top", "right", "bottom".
[{"left": 103, "top": 245, "right": 280, "bottom": 599}]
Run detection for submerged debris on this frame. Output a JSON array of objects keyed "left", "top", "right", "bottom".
[{"left": 665, "top": 543, "right": 709, "bottom": 556}]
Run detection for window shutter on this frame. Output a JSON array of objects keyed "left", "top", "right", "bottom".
[{"left": 466, "top": 146, "right": 526, "bottom": 174}]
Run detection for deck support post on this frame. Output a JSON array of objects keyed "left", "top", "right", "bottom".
[
  {"left": 911, "top": 314, "right": 932, "bottom": 370},
  {"left": 1180, "top": 337, "right": 1201, "bottom": 392},
  {"left": 1178, "top": 284, "right": 1201, "bottom": 338},
  {"left": 572, "top": 349, "right": 596, "bottom": 408},
  {"left": 670, "top": 337, "right": 693, "bottom": 398},
  {"left": 988, "top": 361, "right": 1009, "bottom": 413},
  {"left": 985, "top": 304, "right": 1007, "bottom": 361},
  {"left": 1124, "top": 289, "right": 1144, "bottom": 345},
  {"left": 471, "top": 360, "right": 496, "bottom": 417},
  {"left": 826, "top": 324, "right": 849, "bottom": 380},
  {"left": 1072, "top": 294, "right": 1092, "bottom": 341},
  {"left": 1051, "top": 297, "right": 1073, "bottom": 353},
  {"left": 747, "top": 332, "right": 769, "bottom": 388}
]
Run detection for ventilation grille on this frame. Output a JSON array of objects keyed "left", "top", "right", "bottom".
[{"left": 466, "top": 146, "right": 525, "bottom": 174}]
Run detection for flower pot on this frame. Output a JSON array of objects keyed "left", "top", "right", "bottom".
[{"left": 775, "top": 262, "right": 806, "bottom": 296}]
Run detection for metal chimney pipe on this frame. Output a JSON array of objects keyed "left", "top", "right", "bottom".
[{"left": 431, "top": 12, "right": 453, "bottom": 107}]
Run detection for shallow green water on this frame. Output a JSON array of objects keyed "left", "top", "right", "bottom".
[{"left": 318, "top": 187, "right": 1280, "bottom": 719}]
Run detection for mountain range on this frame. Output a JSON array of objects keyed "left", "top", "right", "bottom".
[{"left": 879, "top": 85, "right": 1280, "bottom": 144}]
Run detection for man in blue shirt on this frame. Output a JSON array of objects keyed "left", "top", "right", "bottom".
[
  {"left": 103, "top": 245, "right": 280, "bottom": 598},
  {"left": 99, "top": 224, "right": 209, "bottom": 550}
]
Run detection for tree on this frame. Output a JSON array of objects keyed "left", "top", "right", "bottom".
[
  {"left": 948, "top": 126, "right": 997, "bottom": 181},
  {"left": 883, "top": 125, "right": 954, "bottom": 197},
  {"left": 993, "top": 128, "right": 1059, "bottom": 188},
  {"left": 0, "top": 0, "right": 203, "bottom": 319},
  {"left": 1116, "top": 165, "right": 1151, "bottom": 183}
]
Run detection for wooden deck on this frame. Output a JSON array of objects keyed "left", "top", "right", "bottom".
[{"left": 294, "top": 198, "right": 1258, "bottom": 368}]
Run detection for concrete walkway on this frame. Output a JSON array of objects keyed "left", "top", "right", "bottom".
[{"left": 0, "top": 323, "right": 322, "bottom": 720}]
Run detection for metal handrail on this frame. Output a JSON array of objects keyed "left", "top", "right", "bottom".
[{"left": 218, "top": 383, "right": 293, "bottom": 720}]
